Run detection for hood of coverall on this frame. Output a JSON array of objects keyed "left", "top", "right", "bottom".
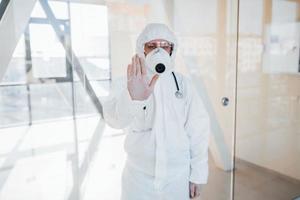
[{"left": 136, "top": 23, "right": 177, "bottom": 77}]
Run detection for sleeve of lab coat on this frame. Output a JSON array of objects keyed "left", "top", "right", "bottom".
[
  {"left": 102, "top": 78, "right": 149, "bottom": 129},
  {"left": 184, "top": 80, "right": 210, "bottom": 184}
]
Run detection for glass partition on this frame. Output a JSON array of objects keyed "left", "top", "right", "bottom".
[
  {"left": 102, "top": 0, "right": 239, "bottom": 199},
  {"left": 0, "top": 0, "right": 239, "bottom": 199},
  {"left": 0, "top": 0, "right": 10, "bottom": 20},
  {"left": 0, "top": 1, "right": 109, "bottom": 200},
  {"left": 234, "top": 0, "right": 300, "bottom": 199},
  {"left": 7, "top": 0, "right": 300, "bottom": 200}
]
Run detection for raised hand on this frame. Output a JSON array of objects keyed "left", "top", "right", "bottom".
[{"left": 127, "top": 54, "right": 159, "bottom": 101}]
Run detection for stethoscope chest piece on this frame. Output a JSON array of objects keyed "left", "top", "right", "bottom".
[{"left": 175, "top": 90, "right": 183, "bottom": 99}]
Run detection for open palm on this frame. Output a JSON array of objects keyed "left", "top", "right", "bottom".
[{"left": 127, "top": 54, "right": 159, "bottom": 101}]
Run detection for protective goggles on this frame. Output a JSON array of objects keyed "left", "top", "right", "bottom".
[{"left": 144, "top": 41, "right": 174, "bottom": 51}]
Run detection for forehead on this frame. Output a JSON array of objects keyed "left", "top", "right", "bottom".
[{"left": 146, "top": 39, "right": 170, "bottom": 43}]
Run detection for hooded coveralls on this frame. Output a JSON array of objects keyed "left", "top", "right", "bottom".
[{"left": 103, "top": 23, "right": 210, "bottom": 200}]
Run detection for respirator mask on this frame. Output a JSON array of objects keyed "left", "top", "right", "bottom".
[{"left": 145, "top": 47, "right": 173, "bottom": 76}]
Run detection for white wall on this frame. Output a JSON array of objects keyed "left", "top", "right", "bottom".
[{"left": 237, "top": 0, "right": 300, "bottom": 180}]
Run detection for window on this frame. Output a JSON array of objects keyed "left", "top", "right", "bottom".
[{"left": 0, "top": 1, "right": 110, "bottom": 127}]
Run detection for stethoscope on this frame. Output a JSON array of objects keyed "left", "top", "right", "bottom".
[{"left": 171, "top": 72, "right": 183, "bottom": 99}]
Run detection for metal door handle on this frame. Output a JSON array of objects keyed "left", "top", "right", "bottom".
[{"left": 222, "top": 97, "right": 229, "bottom": 106}]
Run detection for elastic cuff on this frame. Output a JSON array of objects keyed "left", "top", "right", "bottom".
[{"left": 120, "top": 89, "right": 149, "bottom": 115}]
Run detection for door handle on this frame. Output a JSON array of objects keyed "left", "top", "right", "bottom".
[{"left": 221, "top": 97, "right": 229, "bottom": 106}]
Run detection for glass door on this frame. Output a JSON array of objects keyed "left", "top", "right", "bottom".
[
  {"left": 0, "top": 0, "right": 240, "bottom": 199},
  {"left": 234, "top": 0, "right": 300, "bottom": 199},
  {"left": 170, "top": 1, "right": 239, "bottom": 199},
  {"left": 105, "top": 0, "right": 239, "bottom": 199}
]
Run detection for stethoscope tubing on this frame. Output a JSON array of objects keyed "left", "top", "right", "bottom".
[
  {"left": 171, "top": 72, "right": 180, "bottom": 91},
  {"left": 171, "top": 72, "right": 183, "bottom": 98}
]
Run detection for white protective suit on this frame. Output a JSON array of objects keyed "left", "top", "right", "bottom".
[{"left": 103, "top": 23, "right": 210, "bottom": 200}]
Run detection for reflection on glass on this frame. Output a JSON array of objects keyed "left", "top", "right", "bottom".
[
  {"left": 262, "top": 23, "right": 300, "bottom": 74},
  {"left": 90, "top": 80, "right": 110, "bottom": 98},
  {"left": 73, "top": 82, "right": 98, "bottom": 116},
  {"left": 30, "top": 83, "right": 73, "bottom": 121},
  {"left": 1, "top": 0, "right": 298, "bottom": 199},
  {"left": 235, "top": 0, "right": 300, "bottom": 199},
  {"left": 0, "top": 86, "right": 29, "bottom": 127},
  {"left": 0, "top": 1, "right": 111, "bottom": 200},
  {"left": 48, "top": 1, "right": 68, "bottom": 20},
  {"left": 30, "top": 1, "right": 47, "bottom": 18},
  {"left": 0, "top": 35, "right": 26, "bottom": 84},
  {"left": 30, "top": 23, "right": 67, "bottom": 78},
  {"left": 0, "top": 121, "right": 76, "bottom": 200},
  {"left": 101, "top": 0, "right": 239, "bottom": 199},
  {"left": 70, "top": 3, "right": 110, "bottom": 81}
]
